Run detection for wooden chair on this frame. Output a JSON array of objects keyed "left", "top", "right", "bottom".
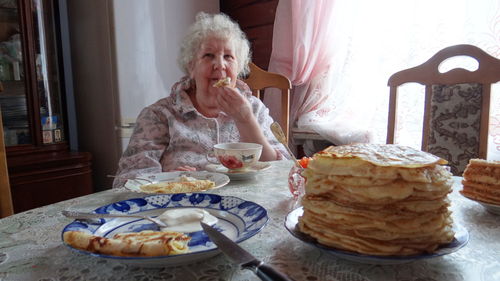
[
  {"left": 0, "top": 107, "right": 14, "bottom": 217},
  {"left": 387, "top": 44, "right": 500, "bottom": 175},
  {"left": 244, "top": 62, "right": 292, "bottom": 142}
]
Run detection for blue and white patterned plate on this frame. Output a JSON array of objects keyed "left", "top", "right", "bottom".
[
  {"left": 285, "top": 207, "right": 469, "bottom": 265},
  {"left": 61, "top": 193, "right": 268, "bottom": 267}
]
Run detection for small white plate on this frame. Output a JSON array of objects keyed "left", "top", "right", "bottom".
[
  {"left": 461, "top": 193, "right": 500, "bottom": 215},
  {"left": 285, "top": 207, "right": 469, "bottom": 265},
  {"left": 62, "top": 193, "right": 268, "bottom": 267},
  {"left": 205, "top": 162, "right": 271, "bottom": 180},
  {"left": 123, "top": 171, "right": 229, "bottom": 194}
]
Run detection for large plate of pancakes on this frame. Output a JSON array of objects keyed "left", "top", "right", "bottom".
[
  {"left": 285, "top": 207, "right": 469, "bottom": 264},
  {"left": 290, "top": 143, "right": 469, "bottom": 264}
]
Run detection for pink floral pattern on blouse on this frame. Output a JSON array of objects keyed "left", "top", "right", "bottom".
[{"left": 112, "top": 77, "right": 287, "bottom": 188}]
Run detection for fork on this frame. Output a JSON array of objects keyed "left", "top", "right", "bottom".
[
  {"left": 107, "top": 174, "right": 154, "bottom": 184},
  {"left": 270, "top": 122, "right": 301, "bottom": 168},
  {"left": 61, "top": 210, "right": 168, "bottom": 228}
]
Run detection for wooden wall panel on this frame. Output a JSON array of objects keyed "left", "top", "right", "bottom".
[
  {"left": 221, "top": 0, "right": 279, "bottom": 70},
  {"left": 8, "top": 151, "right": 92, "bottom": 213}
]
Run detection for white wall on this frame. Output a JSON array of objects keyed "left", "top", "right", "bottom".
[{"left": 113, "top": 0, "right": 219, "bottom": 123}]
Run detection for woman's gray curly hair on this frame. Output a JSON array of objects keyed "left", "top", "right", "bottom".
[{"left": 178, "top": 12, "right": 251, "bottom": 77}]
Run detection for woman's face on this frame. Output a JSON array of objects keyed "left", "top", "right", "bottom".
[{"left": 188, "top": 36, "right": 239, "bottom": 117}]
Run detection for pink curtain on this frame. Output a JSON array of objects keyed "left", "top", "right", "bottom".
[
  {"left": 265, "top": 0, "right": 373, "bottom": 149},
  {"left": 267, "top": 0, "right": 335, "bottom": 85},
  {"left": 265, "top": 0, "right": 335, "bottom": 128}
]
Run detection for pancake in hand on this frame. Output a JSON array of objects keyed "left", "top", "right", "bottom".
[
  {"left": 213, "top": 77, "right": 231, "bottom": 87},
  {"left": 298, "top": 143, "right": 455, "bottom": 256}
]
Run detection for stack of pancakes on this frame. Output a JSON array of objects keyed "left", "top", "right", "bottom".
[
  {"left": 298, "top": 143, "right": 455, "bottom": 256},
  {"left": 460, "top": 159, "right": 500, "bottom": 204}
]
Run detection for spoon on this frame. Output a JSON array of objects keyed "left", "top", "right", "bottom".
[
  {"left": 62, "top": 210, "right": 168, "bottom": 228},
  {"left": 270, "top": 122, "right": 301, "bottom": 168}
]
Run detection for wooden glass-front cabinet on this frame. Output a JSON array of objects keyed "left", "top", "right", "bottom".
[{"left": 0, "top": 0, "right": 92, "bottom": 213}]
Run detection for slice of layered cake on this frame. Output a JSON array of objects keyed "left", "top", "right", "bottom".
[
  {"left": 298, "top": 143, "right": 455, "bottom": 256},
  {"left": 460, "top": 159, "right": 500, "bottom": 205}
]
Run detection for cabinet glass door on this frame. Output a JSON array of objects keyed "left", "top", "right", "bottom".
[
  {"left": 33, "top": 0, "right": 65, "bottom": 145},
  {"left": 0, "top": 0, "right": 28, "bottom": 146},
  {"left": 0, "top": 0, "right": 65, "bottom": 147}
]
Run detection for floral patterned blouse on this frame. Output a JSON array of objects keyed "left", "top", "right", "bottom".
[{"left": 112, "top": 77, "right": 288, "bottom": 188}]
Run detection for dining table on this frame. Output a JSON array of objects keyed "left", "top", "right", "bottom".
[{"left": 0, "top": 159, "right": 499, "bottom": 281}]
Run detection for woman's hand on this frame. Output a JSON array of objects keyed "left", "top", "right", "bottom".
[
  {"left": 214, "top": 86, "right": 278, "bottom": 161},
  {"left": 215, "top": 87, "right": 254, "bottom": 123},
  {"left": 172, "top": 166, "right": 197, "bottom": 171}
]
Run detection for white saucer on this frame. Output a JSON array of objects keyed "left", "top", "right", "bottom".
[{"left": 205, "top": 162, "right": 271, "bottom": 180}]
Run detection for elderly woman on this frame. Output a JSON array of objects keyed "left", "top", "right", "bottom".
[{"left": 112, "top": 12, "right": 287, "bottom": 188}]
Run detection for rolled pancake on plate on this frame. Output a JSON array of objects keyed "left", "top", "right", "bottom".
[
  {"left": 298, "top": 144, "right": 455, "bottom": 256},
  {"left": 63, "top": 230, "right": 191, "bottom": 257}
]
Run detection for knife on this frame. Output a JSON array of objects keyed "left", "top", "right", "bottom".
[{"left": 201, "top": 222, "right": 293, "bottom": 281}]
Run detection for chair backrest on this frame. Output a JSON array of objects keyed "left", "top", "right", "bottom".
[
  {"left": 243, "top": 62, "right": 292, "bottom": 141},
  {"left": 0, "top": 107, "right": 14, "bottom": 217},
  {"left": 387, "top": 44, "right": 500, "bottom": 175}
]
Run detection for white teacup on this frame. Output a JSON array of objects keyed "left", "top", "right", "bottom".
[{"left": 210, "top": 142, "right": 263, "bottom": 171}]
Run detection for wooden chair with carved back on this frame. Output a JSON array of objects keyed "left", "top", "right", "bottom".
[
  {"left": 243, "top": 62, "right": 292, "bottom": 142},
  {"left": 387, "top": 44, "right": 500, "bottom": 175},
  {"left": 0, "top": 106, "right": 14, "bottom": 218}
]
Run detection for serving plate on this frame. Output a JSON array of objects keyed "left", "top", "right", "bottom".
[
  {"left": 205, "top": 162, "right": 271, "bottom": 180},
  {"left": 285, "top": 207, "right": 469, "bottom": 265},
  {"left": 62, "top": 193, "right": 268, "bottom": 267},
  {"left": 123, "top": 171, "right": 229, "bottom": 194},
  {"left": 460, "top": 193, "right": 500, "bottom": 215}
]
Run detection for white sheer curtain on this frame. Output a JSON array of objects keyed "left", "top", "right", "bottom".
[
  {"left": 265, "top": 0, "right": 346, "bottom": 146},
  {"left": 267, "top": 0, "right": 500, "bottom": 158}
]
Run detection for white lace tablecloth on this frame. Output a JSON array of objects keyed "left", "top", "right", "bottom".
[{"left": 1, "top": 160, "right": 499, "bottom": 281}]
